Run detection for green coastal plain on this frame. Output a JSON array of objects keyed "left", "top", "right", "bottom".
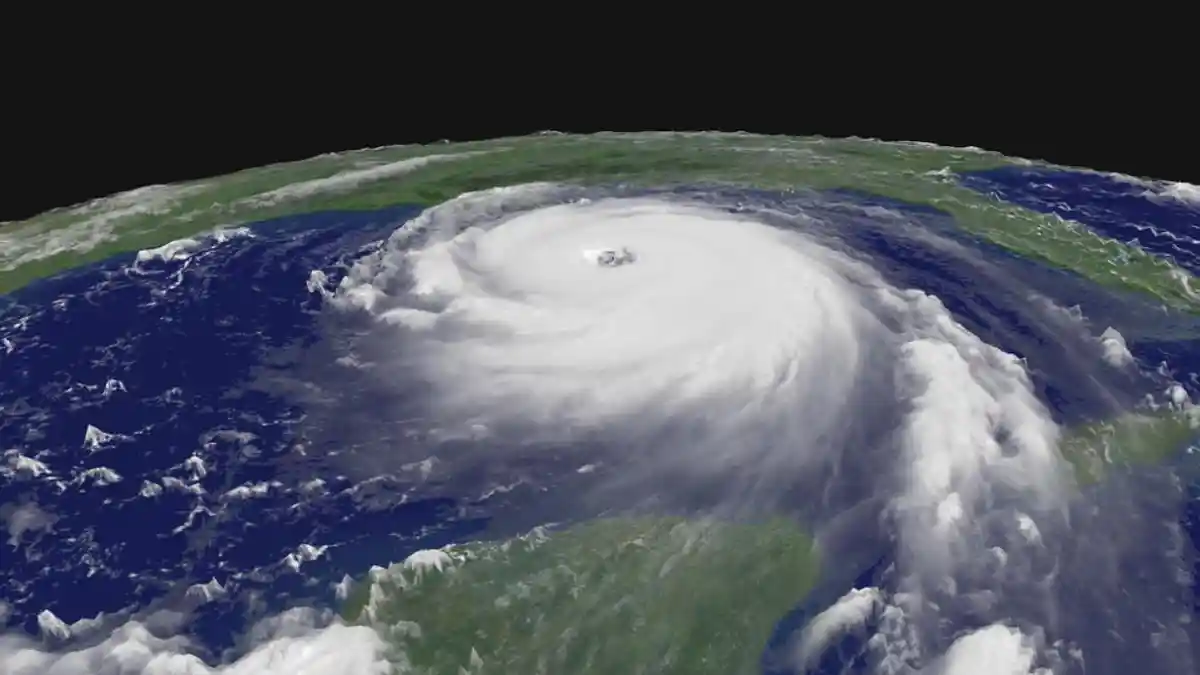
[
  {"left": 3, "top": 132, "right": 1196, "bottom": 307},
  {"left": 340, "top": 517, "right": 818, "bottom": 675},
  {"left": 5, "top": 132, "right": 1199, "bottom": 670}
]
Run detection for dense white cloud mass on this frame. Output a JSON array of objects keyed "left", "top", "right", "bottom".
[
  {"left": 0, "top": 609, "right": 389, "bottom": 675},
  {"left": 336, "top": 193, "right": 868, "bottom": 483},
  {"left": 796, "top": 587, "right": 884, "bottom": 665}
]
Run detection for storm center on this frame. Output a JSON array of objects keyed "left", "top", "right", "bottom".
[{"left": 584, "top": 247, "right": 637, "bottom": 267}]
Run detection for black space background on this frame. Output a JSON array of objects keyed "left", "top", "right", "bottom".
[{"left": 4, "top": 62, "right": 1195, "bottom": 223}]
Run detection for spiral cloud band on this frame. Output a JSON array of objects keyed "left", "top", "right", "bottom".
[
  {"left": 2, "top": 184, "right": 1076, "bottom": 674},
  {"left": 342, "top": 195, "right": 864, "bottom": 470},
  {"left": 327, "top": 185, "right": 1070, "bottom": 672}
]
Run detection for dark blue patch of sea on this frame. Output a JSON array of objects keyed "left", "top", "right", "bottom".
[
  {"left": 959, "top": 166, "right": 1200, "bottom": 396},
  {"left": 0, "top": 206, "right": 489, "bottom": 654}
]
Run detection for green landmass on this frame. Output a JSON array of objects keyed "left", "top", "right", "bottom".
[
  {"left": 1, "top": 133, "right": 1195, "bottom": 309},
  {"left": 1061, "top": 408, "right": 1200, "bottom": 485},
  {"left": 325, "top": 414, "right": 1199, "bottom": 673},
  {"left": 326, "top": 414, "right": 1200, "bottom": 672},
  {"left": 341, "top": 516, "right": 818, "bottom": 674}
]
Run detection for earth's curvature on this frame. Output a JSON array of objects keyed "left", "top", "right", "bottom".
[{"left": 1, "top": 132, "right": 1199, "bottom": 674}]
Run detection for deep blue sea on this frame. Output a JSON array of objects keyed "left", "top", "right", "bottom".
[
  {"left": 0, "top": 174, "right": 1197, "bottom": 673},
  {"left": 0, "top": 207, "right": 490, "bottom": 649}
]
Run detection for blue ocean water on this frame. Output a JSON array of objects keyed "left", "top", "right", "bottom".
[
  {"left": 0, "top": 179, "right": 1196, "bottom": 672},
  {"left": 0, "top": 207, "right": 490, "bottom": 649},
  {"left": 959, "top": 168, "right": 1200, "bottom": 273},
  {"left": 960, "top": 167, "right": 1200, "bottom": 391}
]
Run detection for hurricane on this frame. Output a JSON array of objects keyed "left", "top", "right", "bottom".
[
  {"left": 319, "top": 183, "right": 1073, "bottom": 673},
  {"left": 1, "top": 133, "right": 1198, "bottom": 675}
]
